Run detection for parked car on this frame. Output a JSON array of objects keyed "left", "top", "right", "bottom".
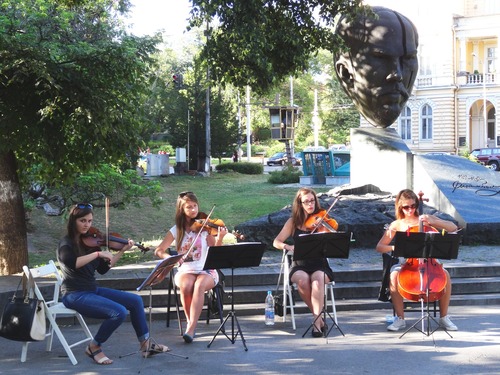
[
  {"left": 470, "top": 148, "right": 500, "bottom": 171},
  {"left": 328, "top": 144, "right": 348, "bottom": 151},
  {"left": 267, "top": 152, "right": 287, "bottom": 166},
  {"left": 293, "top": 152, "right": 303, "bottom": 166},
  {"left": 267, "top": 152, "right": 302, "bottom": 166}
]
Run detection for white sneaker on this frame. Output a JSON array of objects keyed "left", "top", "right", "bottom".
[
  {"left": 387, "top": 316, "right": 406, "bottom": 331},
  {"left": 439, "top": 316, "right": 458, "bottom": 331}
]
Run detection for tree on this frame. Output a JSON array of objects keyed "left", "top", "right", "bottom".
[
  {"left": 151, "top": 49, "right": 238, "bottom": 170},
  {"left": 0, "top": 0, "right": 160, "bottom": 275},
  {"left": 189, "top": 0, "right": 365, "bottom": 94}
]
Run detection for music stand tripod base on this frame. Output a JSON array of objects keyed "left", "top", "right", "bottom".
[
  {"left": 293, "top": 232, "right": 351, "bottom": 339},
  {"left": 120, "top": 255, "right": 189, "bottom": 367},
  {"left": 398, "top": 298, "right": 452, "bottom": 339},
  {"left": 203, "top": 242, "right": 266, "bottom": 351}
]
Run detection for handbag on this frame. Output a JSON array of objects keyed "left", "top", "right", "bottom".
[
  {"left": 377, "top": 252, "right": 399, "bottom": 302},
  {"left": 0, "top": 273, "right": 46, "bottom": 342}
]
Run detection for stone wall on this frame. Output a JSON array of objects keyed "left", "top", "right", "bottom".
[{"left": 234, "top": 184, "right": 470, "bottom": 250}]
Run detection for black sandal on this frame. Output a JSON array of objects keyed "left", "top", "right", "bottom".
[{"left": 85, "top": 345, "right": 113, "bottom": 365}]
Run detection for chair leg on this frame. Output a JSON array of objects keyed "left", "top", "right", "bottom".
[
  {"left": 283, "top": 253, "right": 296, "bottom": 330},
  {"left": 327, "top": 283, "right": 338, "bottom": 325},
  {"left": 46, "top": 315, "right": 78, "bottom": 365},
  {"left": 165, "top": 270, "right": 183, "bottom": 335},
  {"left": 20, "top": 342, "right": 29, "bottom": 362},
  {"left": 215, "top": 285, "right": 224, "bottom": 326},
  {"left": 285, "top": 284, "right": 296, "bottom": 330},
  {"left": 174, "top": 283, "right": 183, "bottom": 335},
  {"left": 205, "top": 292, "right": 211, "bottom": 324},
  {"left": 46, "top": 316, "right": 56, "bottom": 351},
  {"left": 166, "top": 274, "right": 173, "bottom": 327}
]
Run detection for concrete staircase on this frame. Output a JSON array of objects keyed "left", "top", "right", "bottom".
[{"left": 97, "top": 261, "right": 500, "bottom": 321}]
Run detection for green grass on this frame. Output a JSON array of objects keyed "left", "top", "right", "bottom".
[{"left": 27, "top": 172, "right": 332, "bottom": 266}]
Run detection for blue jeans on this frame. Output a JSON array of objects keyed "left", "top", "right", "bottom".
[{"left": 62, "top": 287, "right": 149, "bottom": 346}]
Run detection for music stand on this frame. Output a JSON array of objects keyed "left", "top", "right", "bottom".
[
  {"left": 121, "top": 255, "right": 188, "bottom": 366},
  {"left": 204, "top": 242, "right": 266, "bottom": 351},
  {"left": 394, "top": 231, "right": 460, "bottom": 339},
  {"left": 293, "top": 232, "right": 351, "bottom": 339}
]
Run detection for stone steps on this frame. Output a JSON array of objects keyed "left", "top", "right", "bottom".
[{"left": 97, "top": 262, "right": 500, "bottom": 320}]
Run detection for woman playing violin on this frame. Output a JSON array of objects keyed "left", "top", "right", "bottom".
[
  {"left": 273, "top": 188, "right": 338, "bottom": 337},
  {"left": 376, "top": 189, "right": 458, "bottom": 332},
  {"left": 154, "top": 192, "right": 227, "bottom": 343},
  {"left": 57, "top": 203, "right": 169, "bottom": 365}
]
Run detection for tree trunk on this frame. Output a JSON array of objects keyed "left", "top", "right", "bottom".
[{"left": 0, "top": 150, "right": 28, "bottom": 275}]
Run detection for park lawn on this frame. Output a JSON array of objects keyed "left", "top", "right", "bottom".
[{"left": 27, "top": 172, "right": 331, "bottom": 266}]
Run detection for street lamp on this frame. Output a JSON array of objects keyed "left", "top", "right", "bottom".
[{"left": 482, "top": 59, "right": 488, "bottom": 147}]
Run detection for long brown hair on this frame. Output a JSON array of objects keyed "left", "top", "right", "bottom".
[
  {"left": 395, "top": 189, "right": 419, "bottom": 220},
  {"left": 66, "top": 203, "right": 93, "bottom": 255},
  {"left": 291, "top": 188, "right": 321, "bottom": 230},
  {"left": 174, "top": 191, "right": 199, "bottom": 253}
]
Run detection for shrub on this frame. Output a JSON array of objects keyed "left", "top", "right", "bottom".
[
  {"left": 267, "top": 166, "right": 302, "bottom": 184},
  {"left": 215, "top": 162, "right": 263, "bottom": 174}
]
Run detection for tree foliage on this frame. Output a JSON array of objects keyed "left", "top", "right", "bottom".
[
  {"left": 0, "top": 0, "right": 161, "bottom": 274},
  {"left": 149, "top": 49, "right": 238, "bottom": 170},
  {"left": 189, "top": 0, "right": 364, "bottom": 94},
  {"left": 0, "top": 0, "right": 160, "bottom": 185}
]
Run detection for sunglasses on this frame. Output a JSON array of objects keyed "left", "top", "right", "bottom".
[
  {"left": 179, "top": 191, "right": 193, "bottom": 198},
  {"left": 401, "top": 204, "right": 417, "bottom": 210},
  {"left": 76, "top": 203, "right": 93, "bottom": 209}
]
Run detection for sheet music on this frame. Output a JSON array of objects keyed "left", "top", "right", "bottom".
[{"left": 136, "top": 254, "right": 184, "bottom": 291}]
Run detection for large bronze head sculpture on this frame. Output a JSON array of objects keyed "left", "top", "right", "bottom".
[{"left": 334, "top": 6, "right": 419, "bottom": 128}]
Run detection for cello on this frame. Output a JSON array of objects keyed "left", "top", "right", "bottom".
[{"left": 396, "top": 191, "right": 447, "bottom": 302}]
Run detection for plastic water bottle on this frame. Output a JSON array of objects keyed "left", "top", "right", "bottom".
[{"left": 265, "top": 290, "right": 275, "bottom": 325}]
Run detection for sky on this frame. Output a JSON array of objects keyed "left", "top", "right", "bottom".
[{"left": 126, "top": 0, "right": 192, "bottom": 38}]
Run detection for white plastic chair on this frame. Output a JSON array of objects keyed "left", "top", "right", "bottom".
[
  {"left": 21, "top": 260, "right": 93, "bottom": 365},
  {"left": 282, "top": 252, "right": 338, "bottom": 331}
]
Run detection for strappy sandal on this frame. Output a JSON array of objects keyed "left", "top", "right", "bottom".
[
  {"left": 141, "top": 342, "right": 170, "bottom": 358},
  {"left": 85, "top": 345, "right": 113, "bottom": 365}
]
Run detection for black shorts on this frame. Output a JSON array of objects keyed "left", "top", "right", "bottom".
[{"left": 290, "top": 258, "right": 334, "bottom": 283}]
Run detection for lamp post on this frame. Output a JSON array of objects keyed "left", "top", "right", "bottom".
[
  {"left": 473, "top": 52, "right": 488, "bottom": 147},
  {"left": 482, "top": 58, "right": 488, "bottom": 147}
]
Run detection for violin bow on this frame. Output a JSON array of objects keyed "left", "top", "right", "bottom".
[
  {"left": 310, "top": 195, "right": 341, "bottom": 234},
  {"left": 181, "top": 204, "right": 216, "bottom": 261},
  {"left": 105, "top": 196, "right": 110, "bottom": 251}
]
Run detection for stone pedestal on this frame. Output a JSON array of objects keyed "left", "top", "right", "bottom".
[{"left": 350, "top": 128, "right": 413, "bottom": 193}]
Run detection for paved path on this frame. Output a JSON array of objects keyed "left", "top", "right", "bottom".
[
  {"left": 1, "top": 244, "right": 499, "bottom": 374},
  {"left": 1, "top": 305, "right": 499, "bottom": 374}
]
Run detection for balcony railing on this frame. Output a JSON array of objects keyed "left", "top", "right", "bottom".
[
  {"left": 466, "top": 73, "right": 496, "bottom": 84},
  {"left": 415, "top": 72, "right": 496, "bottom": 87}
]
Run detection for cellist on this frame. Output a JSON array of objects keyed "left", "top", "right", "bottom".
[{"left": 376, "top": 189, "right": 458, "bottom": 332}]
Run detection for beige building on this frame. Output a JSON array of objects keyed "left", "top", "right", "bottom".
[{"left": 361, "top": 0, "right": 500, "bottom": 153}]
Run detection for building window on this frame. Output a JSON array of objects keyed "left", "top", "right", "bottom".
[
  {"left": 487, "top": 47, "right": 496, "bottom": 75},
  {"left": 421, "top": 104, "right": 433, "bottom": 140},
  {"left": 418, "top": 44, "right": 432, "bottom": 76},
  {"left": 399, "top": 106, "right": 412, "bottom": 140},
  {"left": 487, "top": 107, "right": 496, "bottom": 141}
]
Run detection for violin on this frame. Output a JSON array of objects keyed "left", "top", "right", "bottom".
[
  {"left": 396, "top": 192, "right": 447, "bottom": 302},
  {"left": 190, "top": 212, "right": 245, "bottom": 240},
  {"left": 304, "top": 209, "right": 339, "bottom": 233},
  {"left": 81, "top": 227, "right": 150, "bottom": 253}
]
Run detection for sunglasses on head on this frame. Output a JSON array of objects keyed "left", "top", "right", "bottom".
[
  {"left": 178, "top": 191, "right": 193, "bottom": 198},
  {"left": 76, "top": 203, "right": 93, "bottom": 209}
]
